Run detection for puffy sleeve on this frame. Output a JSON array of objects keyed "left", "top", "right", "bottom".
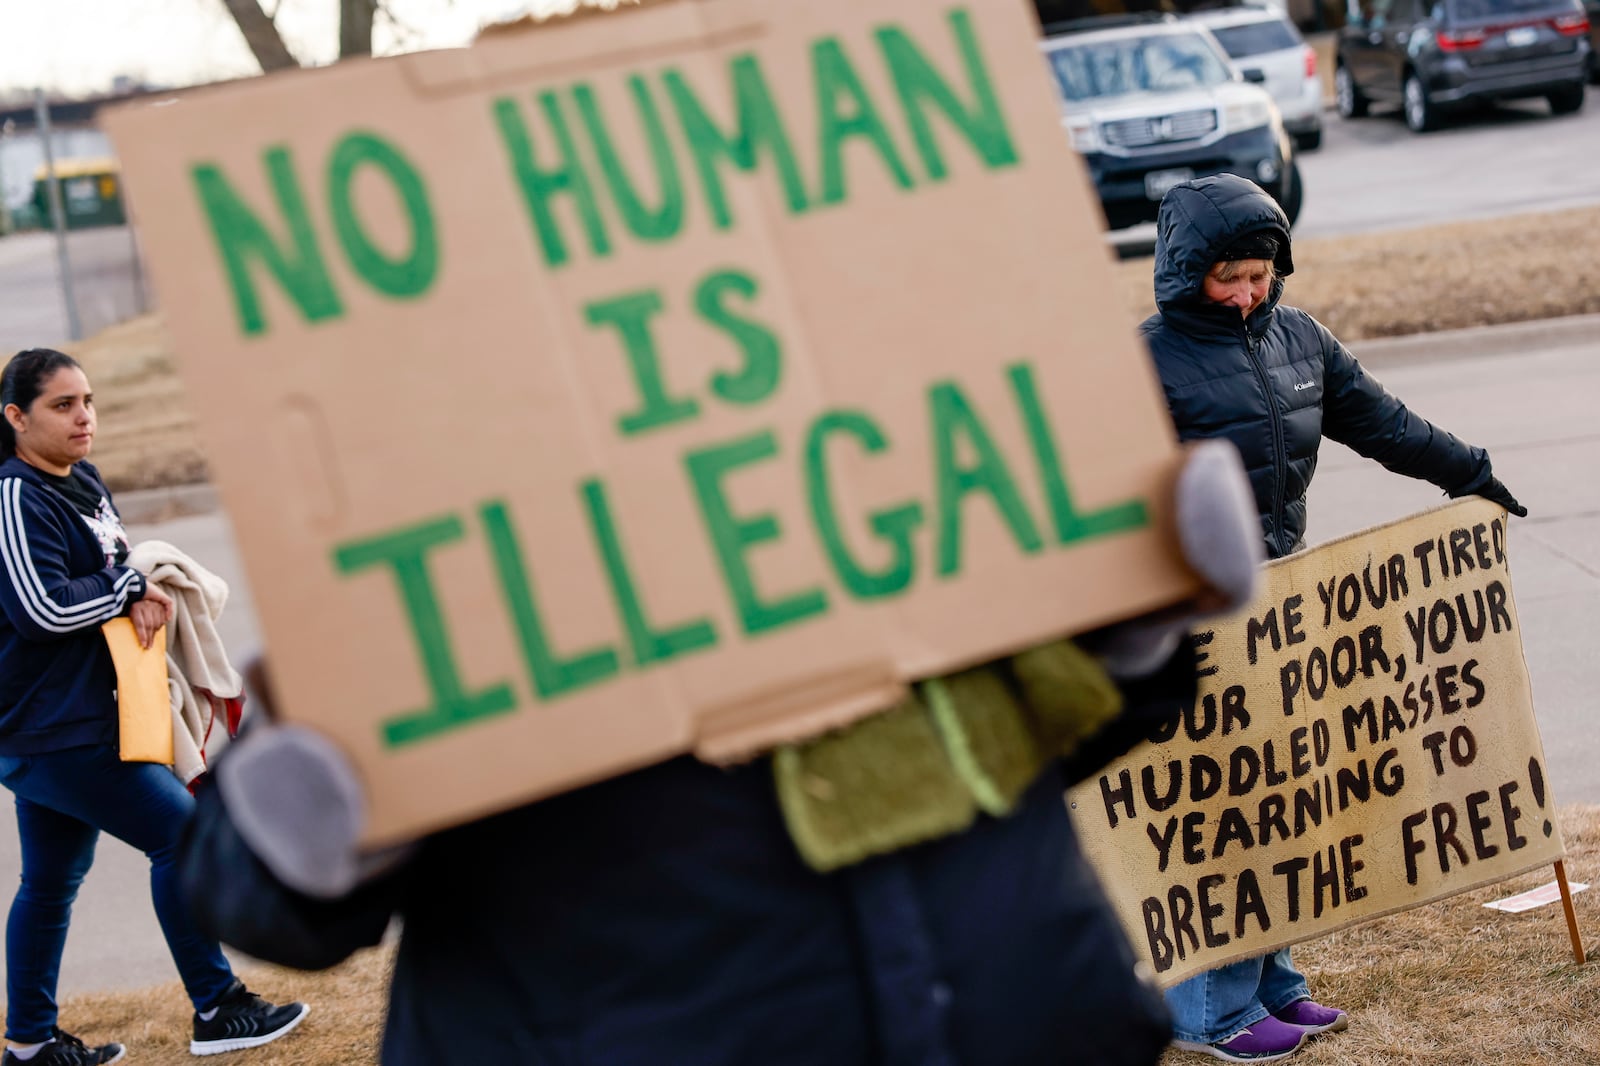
[{"left": 1315, "top": 317, "right": 1488, "bottom": 493}]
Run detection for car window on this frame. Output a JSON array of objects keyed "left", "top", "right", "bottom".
[
  {"left": 1350, "top": 0, "right": 1398, "bottom": 24},
  {"left": 1448, "top": 0, "right": 1567, "bottom": 17},
  {"left": 1207, "top": 20, "right": 1302, "bottom": 58},
  {"left": 1046, "top": 32, "right": 1233, "bottom": 101}
]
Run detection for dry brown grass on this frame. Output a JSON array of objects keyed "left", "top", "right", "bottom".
[
  {"left": 51, "top": 944, "right": 392, "bottom": 1066},
  {"left": 67, "top": 315, "right": 207, "bottom": 494},
  {"left": 1115, "top": 204, "right": 1600, "bottom": 342},
  {"left": 68, "top": 205, "right": 1600, "bottom": 494},
  {"left": 40, "top": 805, "right": 1600, "bottom": 1064}
]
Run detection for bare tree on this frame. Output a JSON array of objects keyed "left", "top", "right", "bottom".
[
  {"left": 340, "top": 0, "right": 378, "bottom": 58},
  {"left": 216, "top": 0, "right": 384, "bottom": 72},
  {"left": 218, "top": 0, "right": 300, "bottom": 72}
]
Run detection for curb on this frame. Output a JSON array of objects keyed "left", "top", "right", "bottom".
[
  {"left": 112, "top": 314, "right": 1596, "bottom": 524},
  {"left": 1349, "top": 312, "right": 1600, "bottom": 370},
  {"left": 118, "top": 482, "right": 219, "bottom": 526}
]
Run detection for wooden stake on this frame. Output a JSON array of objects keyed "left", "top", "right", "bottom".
[{"left": 1555, "top": 860, "right": 1586, "bottom": 965}]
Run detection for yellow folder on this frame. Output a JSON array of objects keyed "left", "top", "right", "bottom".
[{"left": 102, "top": 617, "right": 173, "bottom": 765}]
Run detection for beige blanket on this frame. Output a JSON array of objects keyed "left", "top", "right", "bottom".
[{"left": 127, "top": 540, "right": 245, "bottom": 784}]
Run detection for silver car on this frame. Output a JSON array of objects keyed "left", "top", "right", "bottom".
[{"left": 1190, "top": 4, "right": 1326, "bottom": 149}]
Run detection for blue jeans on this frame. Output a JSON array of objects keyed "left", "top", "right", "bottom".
[
  {"left": 1164, "top": 948, "right": 1310, "bottom": 1044},
  {"left": 0, "top": 745, "right": 236, "bottom": 1042}
]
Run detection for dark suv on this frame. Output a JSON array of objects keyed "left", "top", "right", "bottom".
[
  {"left": 1588, "top": 0, "right": 1600, "bottom": 79},
  {"left": 1336, "top": 0, "right": 1592, "bottom": 131}
]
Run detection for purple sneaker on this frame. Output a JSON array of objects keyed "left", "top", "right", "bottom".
[
  {"left": 1273, "top": 997, "right": 1350, "bottom": 1035},
  {"left": 1173, "top": 1016, "right": 1307, "bottom": 1062}
]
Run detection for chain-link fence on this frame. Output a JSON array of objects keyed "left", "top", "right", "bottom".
[{"left": 0, "top": 97, "right": 151, "bottom": 354}]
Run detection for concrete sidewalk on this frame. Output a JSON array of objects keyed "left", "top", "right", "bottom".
[{"left": 1345, "top": 312, "right": 1600, "bottom": 370}]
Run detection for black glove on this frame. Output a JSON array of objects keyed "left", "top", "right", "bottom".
[
  {"left": 1450, "top": 459, "right": 1527, "bottom": 519},
  {"left": 1475, "top": 476, "right": 1527, "bottom": 518}
]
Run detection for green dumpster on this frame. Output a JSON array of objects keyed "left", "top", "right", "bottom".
[{"left": 32, "top": 157, "right": 126, "bottom": 230}]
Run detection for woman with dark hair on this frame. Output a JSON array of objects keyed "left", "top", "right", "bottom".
[
  {"left": 0, "top": 349, "right": 308, "bottom": 1066},
  {"left": 1141, "top": 175, "right": 1524, "bottom": 1063}
]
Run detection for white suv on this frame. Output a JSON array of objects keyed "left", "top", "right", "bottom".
[
  {"left": 1188, "top": 3, "right": 1325, "bottom": 150},
  {"left": 1040, "top": 14, "right": 1301, "bottom": 230}
]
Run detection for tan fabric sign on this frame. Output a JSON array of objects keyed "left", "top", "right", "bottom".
[
  {"left": 1069, "top": 499, "right": 1564, "bottom": 986},
  {"left": 104, "top": 0, "right": 1202, "bottom": 843}
]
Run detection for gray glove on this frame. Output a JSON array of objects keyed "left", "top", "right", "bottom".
[
  {"left": 1084, "top": 439, "right": 1264, "bottom": 679},
  {"left": 217, "top": 725, "right": 387, "bottom": 899},
  {"left": 216, "top": 664, "right": 415, "bottom": 900}
]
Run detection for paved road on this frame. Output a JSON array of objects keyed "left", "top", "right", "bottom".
[
  {"left": 0, "top": 226, "right": 150, "bottom": 354},
  {"left": 0, "top": 315, "right": 1592, "bottom": 999},
  {"left": 1294, "top": 84, "right": 1600, "bottom": 239},
  {"left": 1111, "top": 82, "right": 1600, "bottom": 253}
]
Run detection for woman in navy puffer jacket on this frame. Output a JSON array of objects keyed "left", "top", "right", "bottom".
[
  {"left": 1141, "top": 174, "right": 1523, "bottom": 1063},
  {"left": 1141, "top": 174, "right": 1523, "bottom": 562}
]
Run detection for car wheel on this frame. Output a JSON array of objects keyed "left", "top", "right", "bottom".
[
  {"left": 1547, "top": 83, "right": 1586, "bottom": 114},
  {"left": 1403, "top": 73, "right": 1438, "bottom": 132},
  {"left": 1335, "top": 63, "right": 1368, "bottom": 118},
  {"left": 1296, "top": 128, "right": 1323, "bottom": 151},
  {"left": 1277, "top": 161, "right": 1304, "bottom": 228}
]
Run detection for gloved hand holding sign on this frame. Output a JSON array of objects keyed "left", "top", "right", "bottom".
[{"left": 213, "top": 662, "right": 415, "bottom": 900}]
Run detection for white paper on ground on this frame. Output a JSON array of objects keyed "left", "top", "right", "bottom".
[{"left": 1483, "top": 880, "right": 1589, "bottom": 914}]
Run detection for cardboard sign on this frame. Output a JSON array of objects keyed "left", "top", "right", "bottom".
[
  {"left": 1069, "top": 500, "right": 1564, "bottom": 986},
  {"left": 104, "top": 0, "right": 1200, "bottom": 844}
]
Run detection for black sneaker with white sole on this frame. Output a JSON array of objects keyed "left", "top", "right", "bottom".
[
  {"left": 1, "top": 1028, "right": 125, "bottom": 1065},
  {"left": 190, "top": 980, "right": 309, "bottom": 1056}
]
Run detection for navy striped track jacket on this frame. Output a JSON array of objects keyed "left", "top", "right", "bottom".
[{"left": 0, "top": 456, "right": 146, "bottom": 755}]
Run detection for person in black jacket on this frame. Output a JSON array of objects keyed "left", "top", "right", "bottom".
[
  {"left": 0, "top": 349, "right": 308, "bottom": 1066},
  {"left": 178, "top": 440, "right": 1271, "bottom": 1066},
  {"left": 1141, "top": 175, "right": 1524, "bottom": 1064}
]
